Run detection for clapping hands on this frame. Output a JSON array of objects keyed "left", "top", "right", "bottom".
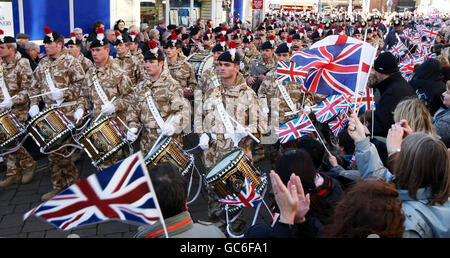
[{"left": 270, "top": 170, "right": 310, "bottom": 225}]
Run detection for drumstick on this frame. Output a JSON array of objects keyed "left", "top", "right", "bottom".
[
  {"left": 29, "top": 88, "right": 69, "bottom": 99},
  {"left": 226, "top": 113, "right": 261, "bottom": 144}
]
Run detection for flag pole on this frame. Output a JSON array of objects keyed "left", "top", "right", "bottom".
[
  {"left": 138, "top": 152, "right": 169, "bottom": 238},
  {"left": 310, "top": 121, "right": 330, "bottom": 153}
]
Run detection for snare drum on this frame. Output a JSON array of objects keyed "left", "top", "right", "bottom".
[
  {"left": 205, "top": 149, "right": 267, "bottom": 212},
  {"left": 27, "top": 107, "right": 75, "bottom": 152},
  {"left": 186, "top": 53, "right": 214, "bottom": 79},
  {"left": 78, "top": 116, "right": 127, "bottom": 167},
  {"left": 0, "top": 110, "right": 26, "bottom": 148},
  {"left": 144, "top": 136, "right": 193, "bottom": 176}
]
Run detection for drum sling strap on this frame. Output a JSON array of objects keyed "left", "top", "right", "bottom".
[
  {"left": 0, "top": 66, "right": 11, "bottom": 100},
  {"left": 92, "top": 71, "right": 110, "bottom": 105},
  {"left": 145, "top": 91, "right": 165, "bottom": 129},
  {"left": 213, "top": 89, "right": 235, "bottom": 135},
  {"left": 44, "top": 63, "right": 58, "bottom": 92},
  {"left": 276, "top": 80, "right": 297, "bottom": 113}
]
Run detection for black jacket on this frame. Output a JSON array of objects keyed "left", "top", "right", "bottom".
[
  {"left": 373, "top": 72, "right": 416, "bottom": 137},
  {"left": 409, "top": 59, "right": 446, "bottom": 116}
]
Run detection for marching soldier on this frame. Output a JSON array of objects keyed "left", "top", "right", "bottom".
[
  {"left": 129, "top": 32, "right": 145, "bottom": 65},
  {"left": 257, "top": 42, "right": 314, "bottom": 165},
  {"left": 197, "top": 43, "right": 225, "bottom": 93},
  {"left": 247, "top": 39, "right": 278, "bottom": 93},
  {"left": 164, "top": 34, "right": 198, "bottom": 100},
  {"left": 197, "top": 43, "right": 268, "bottom": 234},
  {"left": 75, "top": 28, "right": 134, "bottom": 169},
  {"left": 126, "top": 41, "right": 191, "bottom": 154},
  {"left": 114, "top": 31, "right": 145, "bottom": 86},
  {"left": 241, "top": 32, "right": 259, "bottom": 77},
  {"left": 0, "top": 34, "right": 37, "bottom": 188},
  {"left": 28, "top": 27, "right": 85, "bottom": 201},
  {"left": 67, "top": 32, "right": 93, "bottom": 73}
]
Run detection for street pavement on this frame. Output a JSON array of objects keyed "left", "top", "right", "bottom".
[{"left": 0, "top": 136, "right": 274, "bottom": 238}]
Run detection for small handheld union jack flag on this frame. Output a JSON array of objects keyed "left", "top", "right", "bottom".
[
  {"left": 24, "top": 152, "right": 163, "bottom": 231},
  {"left": 349, "top": 88, "right": 376, "bottom": 112},
  {"left": 311, "top": 94, "right": 349, "bottom": 123},
  {"left": 276, "top": 61, "right": 306, "bottom": 83},
  {"left": 421, "top": 27, "right": 439, "bottom": 39},
  {"left": 328, "top": 110, "right": 349, "bottom": 137},
  {"left": 276, "top": 113, "right": 315, "bottom": 144},
  {"left": 389, "top": 41, "right": 408, "bottom": 58},
  {"left": 218, "top": 177, "right": 263, "bottom": 208}
]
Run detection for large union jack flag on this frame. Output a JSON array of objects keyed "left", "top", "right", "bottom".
[
  {"left": 276, "top": 113, "right": 315, "bottom": 144},
  {"left": 291, "top": 43, "right": 364, "bottom": 96},
  {"left": 24, "top": 152, "right": 162, "bottom": 231},
  {"left": 276, "top": 61, "right": 307, "bottom": 83},
  {"left": 328, "top": 110, "right": 349, "bottom": 137},
  {"left": 218, "top": 177, "right": 263, "bottom": 208},
  {"left": 311, "top": 94, "right": 349, "bottom": 123}
]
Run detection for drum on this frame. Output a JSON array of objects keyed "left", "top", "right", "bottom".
[
  {"left": 0, "top": 110, "right": 26, "bottom": 148},
  {"left": 77, "top": 116, "right": 127, "bottom": 167},
  {"left": 205, "top": 149, "right": 267, "bottom": 212},
  {"left": 144, "top": 136, "right": 193, "bottom": 176},
  {"left": 186, "top": 53, "right": 214, "bottom": 79},
  {"left": 27, "top": 107, "right": 75, "bottom": 152}
]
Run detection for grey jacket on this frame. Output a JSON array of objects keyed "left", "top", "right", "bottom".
[
  {"left": 354, "top": 137, "right": 450, "bottom": 238},
  {"left": 134, "top": 211, "right": 226, "bottom": 238}
]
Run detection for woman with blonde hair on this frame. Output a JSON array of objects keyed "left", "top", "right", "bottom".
[{"left": 393, "top": 97, "right": 437, "bottom": 137}]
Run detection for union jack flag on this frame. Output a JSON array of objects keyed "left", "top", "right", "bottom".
[
  {"left": 421, "top": 27, "right": 439, "bottom": 39},
  {"left": 399, "top": 55, "right": 425, "bottom": 81},
  {"left": 311, "top": 94, "right": 349, "bottom": 123},
  {"left": 389, "top": 41, "right": 408, "bottom": 58},
  {"left": 276, "top": 61, "right": 307, "bottom": 83},
  {"left": 24, "top": 152, "right": 162, "bottom": 231},
  {"left": 349, "top": 88, "right": 375, "bottom": 112},
  {"left": 291, "top": 43, "right": 364, "bottom": 96},
  {"left": 276, "top": 113, "right": 315, "bottom": 144},
  {"left": 218, "top": 177, "right": 263, "bottom": 208},
  {"left": 328, "top": 110, "right": 348, "bottom": 137}
]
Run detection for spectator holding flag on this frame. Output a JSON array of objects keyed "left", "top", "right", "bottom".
[
  {"left": 347, "top": 113, "right": 450, "bottom": 238},
  {"left": 372, "top": 52, "right": 415, "bottom": 138}
]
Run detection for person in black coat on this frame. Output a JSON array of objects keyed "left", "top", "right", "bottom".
[
  {"left": 409, "top": 58, "right": 446, "bottom": 116},
  {"left": 372, "top": 52, "right": 416, "bottom": 137}
]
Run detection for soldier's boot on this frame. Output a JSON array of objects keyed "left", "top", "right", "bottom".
[
  {"left": 0, "top": 174, "right": 22, "bottom": 188},
  {"left": 41, "top": 188, "right": 62, "bottom": 202},
  {"left": 22, "top": 161, "right": 37, "bottom": 184}
]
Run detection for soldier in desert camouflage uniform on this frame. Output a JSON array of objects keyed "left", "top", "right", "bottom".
[
  {"left": 0, "top": 35, "right": 37, "bottom": 188},
  {"left": 247, "top": 39, "right": 278, "bottom": 93},
  {"left": 197, "top": 47, "right": 268, "bottom": 235},
  {"left": 75, "top": 30, "right": 134, "bottom": 169},
  {"left": 129, "top": 32, "right": 145, "bottom": 65},
  {"left": 241, "top": 33, "right": 259, "bottom": 77},
  {"left": 114, "top": 32, "right": 145, "bottom": 87},
  {"left": 28, "top": 27, "right": 85, "bottom": 201},
  {"left": 197, "top": 43, "right": 225, "bottom": 93},
  {"left": 126, "top": 41, "right": 191, "bottom": 154},
  {"left": 164, "top": 35, "right": 198, "bottom": 100},
  {"left": 67, "top": 33, "right": 93, "bottom": 73}
]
